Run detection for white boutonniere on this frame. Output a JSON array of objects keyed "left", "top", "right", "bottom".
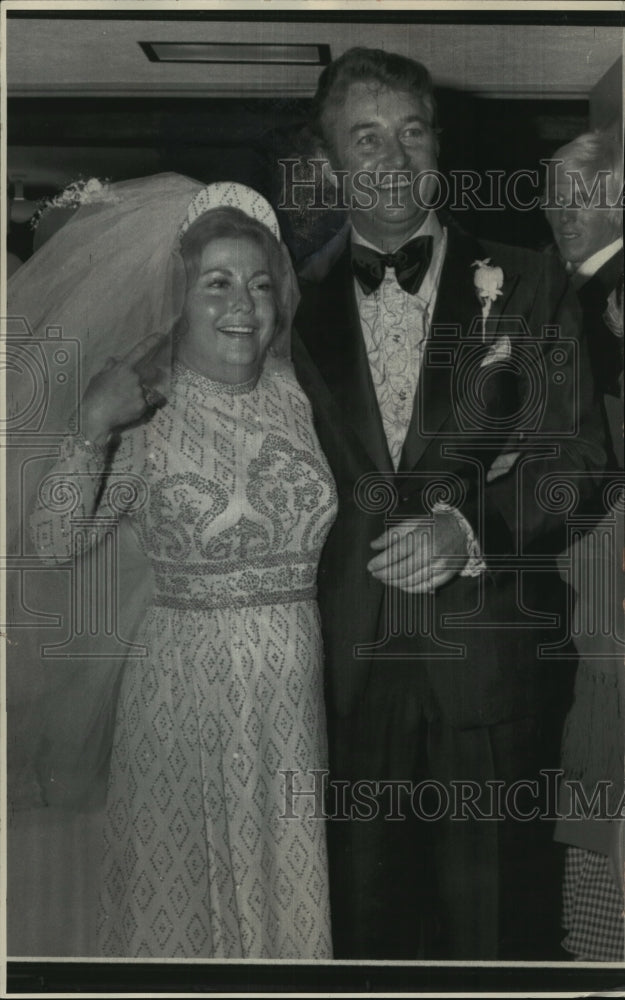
[{"left": 472, "top": 258, "right": 504, "bottom": 343}]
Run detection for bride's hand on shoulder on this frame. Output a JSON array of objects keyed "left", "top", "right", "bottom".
[{"left": 81, "top": 332, "right": 166, "bottom": 444}]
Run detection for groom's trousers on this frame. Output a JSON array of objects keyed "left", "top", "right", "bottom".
[{"left": 326, "top": 656, "right": 573, "bottom": 960}]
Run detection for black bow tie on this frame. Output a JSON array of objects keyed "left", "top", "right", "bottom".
[{"left": 351, "top": 235, "right": 434, "bottom": 296}]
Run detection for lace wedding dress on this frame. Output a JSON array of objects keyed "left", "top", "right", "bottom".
[{"left": 31, "top": 357, "right": 337, "bottom": 958}]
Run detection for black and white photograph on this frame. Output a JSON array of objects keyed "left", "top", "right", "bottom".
[{"left": 3, "top": 2, "right": 624, "bottom": 995}]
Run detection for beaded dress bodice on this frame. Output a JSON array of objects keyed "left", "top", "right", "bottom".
[{"left": 33, "top": 359, "right": 337, "bottom": 612}]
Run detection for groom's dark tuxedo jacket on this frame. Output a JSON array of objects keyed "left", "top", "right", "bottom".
[
  {"left": 577, "top": 247, "right": 624, "bottom": 411},
  {"left": 293, "top": 220, "right": 607, "bottom": 726}
]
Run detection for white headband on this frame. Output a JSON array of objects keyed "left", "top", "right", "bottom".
[{"left": 180, "top": 181, "right": 281, "bottom": 240}]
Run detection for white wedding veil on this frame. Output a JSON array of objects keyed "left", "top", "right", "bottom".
[{"left": 6, "top": 174, "right": 300, "bottom": 809}]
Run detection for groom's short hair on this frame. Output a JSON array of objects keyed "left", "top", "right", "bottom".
[{"left": 311, "top": 47, "right": 436, "bottom": 151}]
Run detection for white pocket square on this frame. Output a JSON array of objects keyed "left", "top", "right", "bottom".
[{"left": 480, "top": 334, "right": 512, "bottom": 367}]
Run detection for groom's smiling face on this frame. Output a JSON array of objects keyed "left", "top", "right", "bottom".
[{"left": 322, "top": 80, "right": 440, "bottom": 248}]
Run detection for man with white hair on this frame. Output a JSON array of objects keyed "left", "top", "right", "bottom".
[
  {"left": 545, "top": 131, "right": 623, "bottom": 423},
  {"left": 545, "top": 130, "right": 624, "bottom": 962}
]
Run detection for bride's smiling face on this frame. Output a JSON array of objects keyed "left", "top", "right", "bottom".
[{"left": 178, "top": 235, "right": 278, "bottom": 384}]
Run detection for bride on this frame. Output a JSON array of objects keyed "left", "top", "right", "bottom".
[{"left": 9, "top": 175, "right": 336, "bottom": 958}]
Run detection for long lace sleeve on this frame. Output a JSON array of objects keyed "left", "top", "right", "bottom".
[{"left": 30, "top": 426, "right": 149, "bottom": 564}]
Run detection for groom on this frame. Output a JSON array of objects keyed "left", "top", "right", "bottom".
[{"left": 290, "top": 48, "right": 607, "bottom": 959}]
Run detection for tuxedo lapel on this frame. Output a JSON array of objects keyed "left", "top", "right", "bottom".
[
  {"left": 577, "top": 248, "right": 624, "bottom": 324},
  {"left": 297, "top": 248, "right": 393, "bottom": 471},
  {"left": 577, "top": 248, "right": 624, "bottom": 396},
  {"left": 581, "top": 247, "right": 624, "bottom": 303},
  {"left": 400, "top": 224, "right": 519, "bottom": 471},
  {"left": 298, "top": 226, "right": 524, "bottom": 475}
]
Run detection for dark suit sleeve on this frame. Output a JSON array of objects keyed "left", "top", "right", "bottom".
[{"left": 466, "top": 257, "right": 608, "bottom": 561}]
